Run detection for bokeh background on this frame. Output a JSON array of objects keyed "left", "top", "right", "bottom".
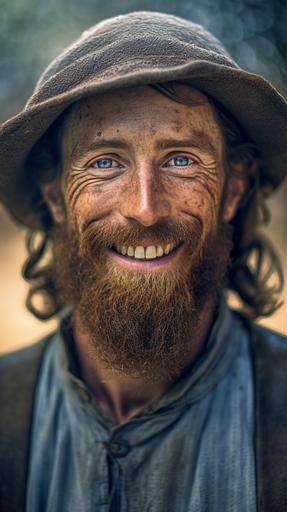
[{"left": 1, "top": 0, "right": 287, "bottom": 353}]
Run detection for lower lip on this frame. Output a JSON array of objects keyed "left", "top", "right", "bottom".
[{"left": 108, "top": 245, "right": 183, "bottom": 271}]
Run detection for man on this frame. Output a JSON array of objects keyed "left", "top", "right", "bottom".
[{"left": 0, "top": 11, "right": 287, "bottom": 512}]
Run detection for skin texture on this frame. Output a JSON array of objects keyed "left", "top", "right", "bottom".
[{"left": 41, "top": 84, "right": 248, "bottom": 424}]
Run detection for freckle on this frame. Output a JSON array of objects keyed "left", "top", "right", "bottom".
[{"left": 97, "top": 131, "right": 102, "bottom": 137}]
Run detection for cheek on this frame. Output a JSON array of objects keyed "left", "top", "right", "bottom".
[
  {"left": 177, "top": 180, "right": 223, "bottom": 227},
  {"left": 63, "top": 170, "right": 224, "bottom": 233},
  {"left": 64, "top": 175, "right": 119, "bottom": 231}
]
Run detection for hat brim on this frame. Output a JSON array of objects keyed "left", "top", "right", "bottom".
[{"left": 1, "top": 60, "right": 287, "bottom": 228}]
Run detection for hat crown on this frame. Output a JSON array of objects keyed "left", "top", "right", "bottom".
[{"left": 30, "top": 11, "right": 237, "bottom": 107}]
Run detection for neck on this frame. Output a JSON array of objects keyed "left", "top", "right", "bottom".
[{"left": 71, "top": 297, "right": 218, "bottom": 425}]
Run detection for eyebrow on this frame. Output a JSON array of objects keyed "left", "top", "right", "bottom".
[
  {"left": 72, "top": 139, "right": 127, "bottom": 162},
  {"left": 156, "top": 133, "right": 216, "bottom": 156},
  {"left": 72, "top": 132, "right": 216, "bottom": 162}
]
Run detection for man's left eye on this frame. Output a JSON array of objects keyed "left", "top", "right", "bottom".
[
  {"left": 92, "top": 158, "right": 119, "bottom": 169},
  {"left": 165, "top": 156, "right": 196, "bottom": 167}
]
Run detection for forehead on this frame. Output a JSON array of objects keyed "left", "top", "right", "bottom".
[{"left": 62, "top": 84, "right": 223, "bottom": 155}]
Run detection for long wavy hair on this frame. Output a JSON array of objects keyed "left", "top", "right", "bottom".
[{"left": 22, "top": 83, "right": 284, "bottom": 321}]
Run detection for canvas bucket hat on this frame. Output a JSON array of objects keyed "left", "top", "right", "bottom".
[{"left": 0, "top": 11, "right": 287, "bottom": 229}]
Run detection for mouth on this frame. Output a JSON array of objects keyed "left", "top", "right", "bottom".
[
  {"left": 112, "top": 242, "right": 179, "bottom": 260},
  {"left": 109, "top": 242, "right": 183, "bottom": 270}
]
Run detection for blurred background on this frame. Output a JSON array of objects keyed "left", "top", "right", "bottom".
[{"left": 0, "top": 0, "right": 287, "bottom": 353}]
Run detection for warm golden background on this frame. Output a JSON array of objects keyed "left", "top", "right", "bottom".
[{"left": 1, "top": 0, "right": 287, "bottom": 353}]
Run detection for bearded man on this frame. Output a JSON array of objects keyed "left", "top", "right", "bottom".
[{"left": 0, "top": 11, "right": 287, "bottom": 512}]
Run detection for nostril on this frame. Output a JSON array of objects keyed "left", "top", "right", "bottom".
[{"left": 124, "top": 206, "right": 172, "bottom": 227}]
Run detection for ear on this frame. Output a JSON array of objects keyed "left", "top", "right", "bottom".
[
  {"left": 40, "top": 181, "right": 66, "bottom": 224},
  {"left": 222, "top": 159, "right": 249, "bottom": 223}
]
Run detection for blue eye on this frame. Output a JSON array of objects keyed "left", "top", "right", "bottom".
[
  {"left": 166, "top": 156, "right": 196, "bottom": 167},
  {"left": 175, "top": 156, "right": 189, "bottom": 166},
  {"left": 165, "top": 155, "right": 197, "bottom": 167},
  {"left": 93, "top": 158, "right": 117, "bottom": 169}
]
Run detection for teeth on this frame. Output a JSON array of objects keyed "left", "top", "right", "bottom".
[
  {"left": 164, "top": 243, "right": 171, "bottom": 255},
  {"left": 145, "top": 246, "right": 157, "bottom": 259},
  {"left": 134, "top": 246, "right": 145, "bottom": 259},
  {"left": 115, "top": 243, "right": 178, "bottom": 259}
]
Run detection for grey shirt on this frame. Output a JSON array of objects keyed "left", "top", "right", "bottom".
[{"left": 26, "top": 300, "right": 256, "bottom": 511}]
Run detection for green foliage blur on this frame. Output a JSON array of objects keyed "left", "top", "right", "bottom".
[{"left": 1, "top": 0, "right": 287, "bottom": 121}]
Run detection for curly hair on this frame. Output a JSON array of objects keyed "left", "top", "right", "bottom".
[{"left": 22, "top": 83, "right": 284, "bottom": 320}]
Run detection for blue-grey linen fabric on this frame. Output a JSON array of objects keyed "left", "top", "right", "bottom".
[{"left": 26, "top": 300, "right": 256, "bottom": 512}]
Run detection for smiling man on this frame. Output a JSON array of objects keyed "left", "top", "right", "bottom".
[
  {"left": 0, "top": 11, "right": 287, "bottom": 512},
  {"left": 45, "top": 84, "right": 239, "bottom": 398}
]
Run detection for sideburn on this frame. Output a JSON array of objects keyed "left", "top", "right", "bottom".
[{"left": 52, "top": 220, "right": 233, "bottom": 381}]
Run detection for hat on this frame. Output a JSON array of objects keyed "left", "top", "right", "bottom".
[{"left": 1, "top": 11, "right": 287, "bottom": 229}]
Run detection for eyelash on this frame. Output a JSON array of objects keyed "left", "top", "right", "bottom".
[
  {"left": 163, "top": 156, "right": 198, "bottom": 167},
  {"left": 91, "top": 158, "right": 123, "bottom": 169},
  {"left": 89, "top": 154, "right": 199, "bottom": 170}
]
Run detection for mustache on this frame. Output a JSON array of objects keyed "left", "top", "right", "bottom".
[{"left": 78, "top": 217, "right": 203, "bottom": 255}]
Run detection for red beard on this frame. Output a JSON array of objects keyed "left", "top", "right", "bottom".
[{"left": 52, "top": 218, "right": 232, "bottom": 380}]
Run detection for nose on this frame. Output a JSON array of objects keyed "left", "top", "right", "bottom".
[{"left": 118, "top": 163, "right": 172, "bottom": 227}]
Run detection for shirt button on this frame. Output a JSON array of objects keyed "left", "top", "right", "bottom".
[{"left": 107, "top": 439, "right": 130, "bottom": 457}]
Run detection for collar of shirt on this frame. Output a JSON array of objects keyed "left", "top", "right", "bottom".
[{"left": 53, "top": 295, "right": 240, "bottom": 428}]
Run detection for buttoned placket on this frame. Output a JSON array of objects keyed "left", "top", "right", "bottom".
[{"left": 70, "top": 375, "right": 135, "bottom": 512}]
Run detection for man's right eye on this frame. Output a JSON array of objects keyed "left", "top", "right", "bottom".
[{"left": 91, "top": 158, "right": 119, "bottom": 169}]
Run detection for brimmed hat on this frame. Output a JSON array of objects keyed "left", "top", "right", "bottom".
[{"left": 1, "top": 11, "right": 287, "bottom": 229}]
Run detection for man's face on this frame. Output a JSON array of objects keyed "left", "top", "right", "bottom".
[
  {"left": 60, "top": 83, "right": 227, "bottom": 246},
  {"left": 44, "top": 84, "right": 244, "bottom": 379}
]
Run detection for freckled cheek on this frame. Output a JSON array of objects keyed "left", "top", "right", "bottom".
[
  {"left": 65, "top": 185, "right": 118, "bottom": 228},
  {"left": 179, "top": 186, "right": 221, "bottom": 227},
  {"left": 182, "top": 196, "right": 205, "bottom": 211}
]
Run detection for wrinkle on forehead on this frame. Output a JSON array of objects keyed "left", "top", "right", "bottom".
[{"left": 61, "top": 84, "right": 224, "bottom": 167}]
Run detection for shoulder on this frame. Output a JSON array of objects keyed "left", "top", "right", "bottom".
[
  {"left": 233, "top": 311, "right": 287, "bottom": 373},
  {"left": 252, "top": 324, "right": 287, "bottom": 359},
  {"left": 251, "top": 321, "right": 287, "bottom": 347},
  {"left": 232, "top": 309, "right": 287, "bottom": 346},
  {"left": 0, "top": 332, "right": 58, "bottom": 432},
  {"left": 0, "top": 332, "right": 58, "bottom": 511},
  {"left": 229, "top": 309, "right": 287, "bottom": 372},
  {"left": 0, "top": 332, "right": 56, "bottom": 384}
]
